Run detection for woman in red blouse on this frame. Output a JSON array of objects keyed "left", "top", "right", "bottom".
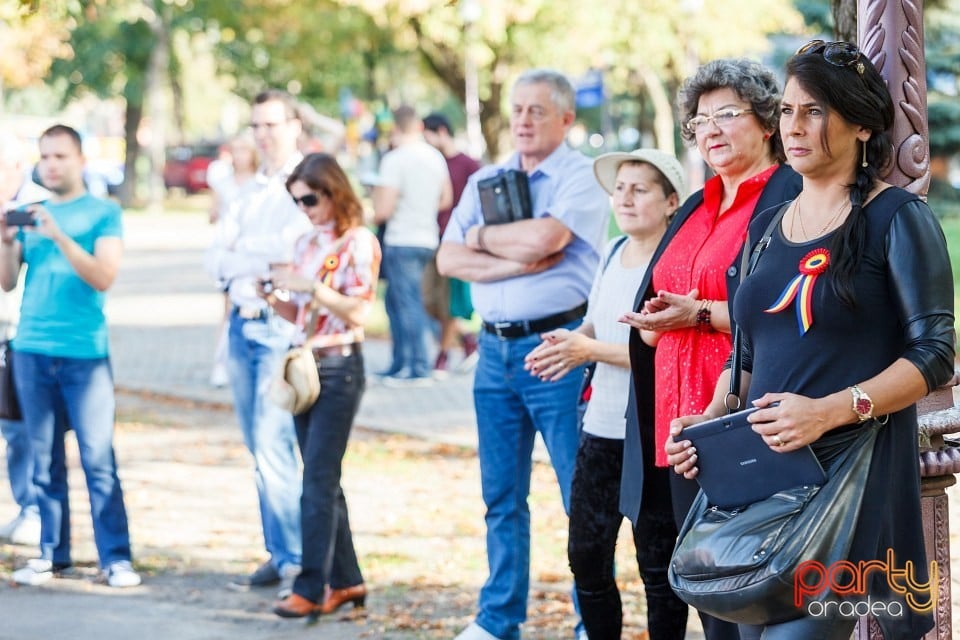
[
  {"left": 265, "top": 153, "right": 381, "bottom": 620},
  {"left": 619, "top": 59, "right": 801, "bottom": 640}
]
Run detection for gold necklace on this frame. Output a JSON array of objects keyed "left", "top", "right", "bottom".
[{"left": 793, "top": 198, "right": 849, "bottom": 241}]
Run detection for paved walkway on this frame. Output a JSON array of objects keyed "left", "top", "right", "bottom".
[{"left": 108, "top": 211, "right": 480, "bottom": 447}]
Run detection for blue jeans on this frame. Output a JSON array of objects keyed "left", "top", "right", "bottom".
[
  {"left": 473, "top": 323, "right": 583, "bottom": 640},
  {"left": 1, "top": 417, "right": 38, "bottom": 518},
  {"left": 382, "top": 245, "right": 434, "bottom": 377},
  {"left": 292, "top": 349, "right": 365, "bottom": 602},
  {"left": 227, "top": 311, "right": 302, "bottom": 571},
  {"left": 12, "top": 352, "right": 131, "bottom": 567}
]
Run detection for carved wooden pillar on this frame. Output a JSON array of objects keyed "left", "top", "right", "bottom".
[
  {"left": 857, "top": 0, "right": 930, "bottom": 196},
  {"left": 853, "top": 4, "right": 955, "bottom": 639}
]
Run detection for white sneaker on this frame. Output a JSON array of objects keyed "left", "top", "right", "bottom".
[
  {"left": 454, "top": 622, "right": 503, "bottom": 640},
  {"left": 277, "top": 563, "right": 301, "bottom": 599},
  {"left": 209, "top": 363, "right": 229, "bottom": 388},
  {"left": 12, "top": 559, "right": 55, "bottom": 586},
  {"left": 105, "top": 560, "right": 142, "bottom": 588},
  {"left": 8, "top": 513, "right": 41, "bottom": 546}
]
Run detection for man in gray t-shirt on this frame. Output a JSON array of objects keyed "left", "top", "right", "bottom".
[{"left": 373, "top": 105, "right": 452, "bottom": 384}]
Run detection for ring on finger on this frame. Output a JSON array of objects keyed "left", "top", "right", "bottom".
[{"left": 773, "top": 434, "right": 784, "bottom": 447}]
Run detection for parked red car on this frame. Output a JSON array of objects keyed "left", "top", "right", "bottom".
[{"left": 163, "top": 143, "right": 220, "bottom": 193}]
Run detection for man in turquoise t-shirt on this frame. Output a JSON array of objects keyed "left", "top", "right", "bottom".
[{"left": 0, "top": 124, "right": 140, "bottom": 588}]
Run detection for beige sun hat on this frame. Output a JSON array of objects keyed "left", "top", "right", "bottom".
[{"left": 593, "top": 148, "right": 686, "bottom": 201}]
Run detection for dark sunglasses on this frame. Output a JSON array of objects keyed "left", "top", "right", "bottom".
[
  {"left": 290, "top": 193, "right": 321, "bottom": 208},
  {"left": 795, "top": 39, "right": 865, "bottom": 75}
]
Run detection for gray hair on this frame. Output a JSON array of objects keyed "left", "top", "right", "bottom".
[
  {"left": 512, "top": 69, "right": 576, "bottom": 114},
  {"left": 677, "top": 58, "right": 783, "bottom": 161}
]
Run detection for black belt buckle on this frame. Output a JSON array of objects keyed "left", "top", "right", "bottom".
[
  {"left": 490, "top": 321, "right": 514, "bottom": 339},
  {"left": 484, "top": 303, "right": 586, "bottom": 340}
]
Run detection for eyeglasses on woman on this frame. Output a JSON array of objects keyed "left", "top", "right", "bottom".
[{"left": 685, "top": 108, "right": 755, "bottom": 133}]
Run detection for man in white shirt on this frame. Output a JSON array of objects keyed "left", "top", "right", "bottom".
[
  {"left": 205, "top": 90, "right": 312, "bottom": 599},
  {"left": 0, "top": 132, "right": 50, "bottom": 547},
  {"left": 373, "top": 106, "right": 452, "bottom": 385}
]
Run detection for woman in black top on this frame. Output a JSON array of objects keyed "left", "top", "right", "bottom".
[{"left": 666, "top": 41, "right": 954, "bottom": 639}]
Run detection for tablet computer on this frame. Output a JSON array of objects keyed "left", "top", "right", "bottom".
[{"left": 683, "top": 407, "right": 827, "bottom": 509}]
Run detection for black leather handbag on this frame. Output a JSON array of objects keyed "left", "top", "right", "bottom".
[
  {"left": 668, "top": 204, "right": 880, "bottom": 624},
  {"left": 477, "top": 169, "right": 532, "bottom": 225},
  {"left": 669, "top": 421, "right": 880, "bottom": 624}
]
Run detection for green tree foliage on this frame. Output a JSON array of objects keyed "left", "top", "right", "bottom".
[
  {"left": 0, "top": 3, "right": 70, "bottom": 99},
  {"left": 340, "top": 0, "right": 803, "bottom": 156},
  {"left": 924, "top": 0, "right": 960, "bottom": 213},
  {"left": 792, "top": 0, "right": 833, "bottom": 34},
  {"left": 44, "top": 2, "right": 156, "bottom": 205},
  {"left": 209, "top": 0, "right": 399, "bottom": 116}
]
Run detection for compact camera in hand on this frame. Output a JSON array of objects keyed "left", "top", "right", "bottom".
[{"left": 4, "top": 207, "right": 37, "bottom": 227}]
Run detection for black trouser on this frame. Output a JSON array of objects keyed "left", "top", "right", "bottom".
[
  {"left": 568, "top": 433, "right": 688, "bottom": 640},
  {"left": 671, "top": 471, "right": 741, "bottom": 640},
  {"left": 292, "top": 350, "right": 365, "bottom": 602}
]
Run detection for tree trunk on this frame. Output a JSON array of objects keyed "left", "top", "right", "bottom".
[
  {"left": 170, "top": 67, "right": 185, "bottom": 145},
  {"left": 833, "top": 0, "right": 857, "bottom": 42},
  {"left": 480, "top": 83, "right": 502, "bottom": 161},
  {"left": 636, "top": 65, "right": 675, "bottom": 155},
  {"left": 144, "top": 0, "right": 170, "bottom": 212},
  {"left": 119, "top": 100, "right": 142, "bottom": 207}
]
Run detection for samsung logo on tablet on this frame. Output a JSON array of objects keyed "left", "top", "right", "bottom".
[{"left": 739, "top": 458, "right": 758, "bottom": 466}]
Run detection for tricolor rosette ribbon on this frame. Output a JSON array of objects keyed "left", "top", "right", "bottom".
[
  {"left": 319, "top": 254, "right": 341, "bottom": 286},
  {"left": 764, "top": 248, "right": 830, "bottom": 335}
]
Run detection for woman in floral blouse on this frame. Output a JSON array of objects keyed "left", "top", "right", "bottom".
[{"left": 266, "top": 153, "right": 381, "bottom": 619}]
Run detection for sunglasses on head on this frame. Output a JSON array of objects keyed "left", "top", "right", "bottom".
[
  {"left": 291, "top": 193, "right": 321, "bottom": 208},
  {"left": 795, "top": 39, "right": 865, "bottom": 75}
]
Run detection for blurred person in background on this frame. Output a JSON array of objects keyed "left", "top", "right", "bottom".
[
  {"left": 264, "top": 153, "right": 380, "bottom": 619},
  {"left": 206, "top": 133, "right": 260, "bottom": 388},
  {"left": 421, "top": 112, "right": 482, "bottom": 375},
  {"left": 618, "top": 59, "right": 801, "bottom": 640},
  {"left": 207, "top": 133, "right": 260, "bottom": 225},
  {"left": 204, "top": 89, "right": 312, "bottom": 599},
  {"left": 0, "top": 131, "right": 50, "bottom": 547},
  {"left": 373, "top": 105, "right": 452, "bottom": 386},
  {"left": 1, "top": 124, "right": 140, "bottom": 588}
]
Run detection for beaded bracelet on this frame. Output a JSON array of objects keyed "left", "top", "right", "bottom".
[{"left": 696, "top": 300, "right": 714, "bottom": 332}]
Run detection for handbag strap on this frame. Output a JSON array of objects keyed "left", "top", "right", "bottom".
[{"left": 726, "top": 202, "right": 792, "bottom": 412}]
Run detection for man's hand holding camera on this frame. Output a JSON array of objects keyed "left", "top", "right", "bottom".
[{"left": 1, "top": 204, "right": 65, "bottom": 244}]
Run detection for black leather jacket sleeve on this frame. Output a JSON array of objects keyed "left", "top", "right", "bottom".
[{"left": 886, "top": 200, "right": 956, "bottom": 392}]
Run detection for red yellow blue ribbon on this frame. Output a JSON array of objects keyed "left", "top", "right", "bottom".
[
  {"left": 765, "top": 248, "right": 830, "bottom": 335},
  {"left": 319, "top": 254, "right": 341, "bottom": 286}
]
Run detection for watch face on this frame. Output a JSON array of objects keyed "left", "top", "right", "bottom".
[{"left": 855, "top": 397, "right": 872, "bottom": 416}]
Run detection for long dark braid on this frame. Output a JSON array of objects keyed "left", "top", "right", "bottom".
[{"left": 830, "top": 151, "right": 878, "bottom": 307}]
